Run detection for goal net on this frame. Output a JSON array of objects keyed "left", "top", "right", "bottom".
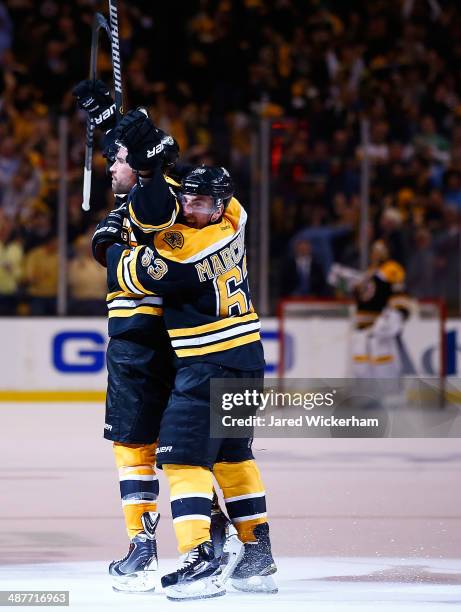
[{"left": 277, "top": 298, "right": 446, "bottom": 399}]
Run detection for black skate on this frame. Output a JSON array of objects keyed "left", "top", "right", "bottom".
[
  {"left": 109, "top": 512, "right": 159, "bottom": 593},
  {"left": 161, "top": 541, "right": 225, "bottom": 601},
  {"left": 211, "top": 494, "right": 244, "bottom": 583},
  {"left": 231, "top": 522, "right": 278, "bottom": 593}
]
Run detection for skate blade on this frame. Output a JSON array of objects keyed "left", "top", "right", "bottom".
[
  {"left": 112, "top": 570, "right": 157, "bottom": 593},
  {"left": 231, "top": 572, "right": 278, "bottom": 594},
  {"left": 165, "top": 576, "right": 226, "bottom": 601},
  {"left": 218, "top": 533, "right": 244, "bottom": 584}
]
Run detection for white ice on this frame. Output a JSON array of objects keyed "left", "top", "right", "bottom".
[
  {"left": 1, "top": 557, "right": 461, "bottom": 611},
  {"left": 1, "top": 403, "right": 461, "bottom": 611}
]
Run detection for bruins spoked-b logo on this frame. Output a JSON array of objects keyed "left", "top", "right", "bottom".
[{"left": 163, "top": 231, "right": 184, "bottom": 249}]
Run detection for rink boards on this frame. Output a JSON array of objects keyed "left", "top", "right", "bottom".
[{"left": 0, "top": 317, "right": 460, "bottom": 399}]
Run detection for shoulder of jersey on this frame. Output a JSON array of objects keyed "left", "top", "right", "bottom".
[
  {"left": 153, "top": 197, "right": 246, "bottom": 264},
  {"left": 377, "top": 260, "right": 405, "bottom": 284}
]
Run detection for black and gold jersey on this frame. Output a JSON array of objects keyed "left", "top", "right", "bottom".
[
  {"left": 127, "top": 172, "right": 180, "bottom": 238},
  {"left": 354, "top": 260, "right": 412, "bottom": 328},
  {"left": 106, "top": 198, "right": 264, "bottom": 370},
  {"left": 106, "top": 171, "right": 181, "bottom": 338}
]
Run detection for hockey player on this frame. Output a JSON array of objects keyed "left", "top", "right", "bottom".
[
  {"left": 351, "top": 240, "right": 412, "bottom": 379},
  {"left": 74, "top": 83, "right": 242, "bottom": 593},
  {"left": 93, "top": 109, "right": 278, "bottom": 601},
  {"left": 73, "top": 80, "right": 179, "bottom": 593}
]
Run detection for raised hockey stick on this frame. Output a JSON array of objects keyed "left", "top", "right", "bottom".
[
  {"left": 82, "top": 13, "right": 111, "bottom": 211},
  {"left": 108, "top": 0, "right": 124, "bottom": 124}
]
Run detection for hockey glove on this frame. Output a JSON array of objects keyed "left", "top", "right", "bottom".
[
  {"left": 72, "top": 79, "right": 116, "bottom": 131},
  {"left": 91, "top": 204, "right": 129, "bottom": 267},
  {"left": 114, "top": 109, "right": 165, "bottom": 171}
]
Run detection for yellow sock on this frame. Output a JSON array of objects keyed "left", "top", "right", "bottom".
[
  {"left": 163, "top": 464, "right": 213, "bottom": 553},
  {"left": 113, "top": 442, "right": 158, "bottom": 540},
  {"left": 213, "top": 459, "right": 267, "bottom": 543}
]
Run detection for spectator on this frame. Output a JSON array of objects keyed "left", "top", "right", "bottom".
[
  {"left": 0, "top": 213, "right": 23, "bottom": 315},
  {"left": 406, "top": 228, "right": 437, "bottom": 299},
  {"left": 280, "top": 238, "right": 328, "bottom": 297},
  {"left": 1, "top": 0, "right": 461, "bottom": 312},
  {"left": 68, "top": 232, "right": 107, "bottom": 316},
  {"left": 22, "top": 235, "right": 58, "bottom": 316}
]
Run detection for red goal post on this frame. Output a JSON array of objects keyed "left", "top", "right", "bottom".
[{"left": 277, "top": 297, "right": 447, "bottom": 381}]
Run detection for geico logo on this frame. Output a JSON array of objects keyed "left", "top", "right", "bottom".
[
  {"left": 53, "top": 331, "right": 106, "bottom": 373},
  {"left": 147, "top": 143, "right": 164, "bottom": 158}
]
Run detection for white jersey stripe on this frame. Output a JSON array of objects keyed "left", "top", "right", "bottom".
[
  {"left": 173, "top": 514, "right": 211, "bottom": 524},
  {"left": 122, "top": 251, "right": 140, "bottom": 294},
  {"left": 171, "top": 321, "right": 261, "bottom": 348},
  {"left": 232, "top": 512, "right": 267, "bottom": 523},
  {"left": 109, "top": 296, "right": 162, "bottom": 309},
  {"left": 119, "top": 475, "right": 159, "bottom": 482},
  {"left": 225, "top": 491, "right": 266, "bottom": 503},
  {"left": 122, "top": 499, "right": 157, "bottom": 506}
]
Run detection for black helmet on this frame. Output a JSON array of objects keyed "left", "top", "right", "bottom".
[
  {"left": 181, "top": 166, "right": 234, "bottom": 210},
  {"left": 102, "top": 130, "right": 119, "bottom": 164}
]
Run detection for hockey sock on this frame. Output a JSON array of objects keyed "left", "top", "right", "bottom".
[
  {"left": 163, "top": 464, "right": 213, "bottom": 554},
  {"left": 213, "top": 459, "right": 267, "bottom": 543},
  {"left": 113, "top": 442, "right": 158, "bottom": 540}
]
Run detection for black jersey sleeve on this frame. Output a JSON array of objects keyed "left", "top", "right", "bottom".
[
  {"left": 106, "top": 242, "right": 184, "bottom": 296},
  {"left": 127, "top": 166, "right": 180, "bottom": 242},
  {"left": 166, "top": 162, "right": 194, "bottom": 183}
]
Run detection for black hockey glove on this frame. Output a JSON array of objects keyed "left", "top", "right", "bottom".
[
  {"left": 72, "top": 79, "right": 116, "bottom": 131},
  {"left": 91, "top": 204, "right": 129, "bottom": 267},
  {"left": 114, "top": 109, "right": 165, "bottom": 172}
]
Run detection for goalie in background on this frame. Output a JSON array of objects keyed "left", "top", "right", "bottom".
[{"left": 329, "top": 240, "right": 413, "bottom": 379}]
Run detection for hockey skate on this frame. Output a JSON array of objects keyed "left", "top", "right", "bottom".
[
  {"left": 210, "top": 494, "right": 244, "bottom": 583},
  {"left": 109, "top": 512, "right": 159, "bottom": 593},
  {"left": 161, "top": 541, "right": 225, "bottom": 601},
  {"left": 231, "top": 522, "right": 278, "bottom": 594}
]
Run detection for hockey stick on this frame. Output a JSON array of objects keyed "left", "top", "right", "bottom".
[
  {"left": 82, "top": 13, "right": 111, "bottom": 211},
  {"left": 108, "top": 0, "right": 124, "bottom": 124}
]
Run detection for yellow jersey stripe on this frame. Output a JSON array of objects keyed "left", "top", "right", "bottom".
[
  {"left": 121, "top": 246, "right": 155, "bottom": 296},
  {"left": 168, "top": 312, "right": 259, "bottom": 338},
  {"left": 175, "top": 332, "right": 260, "bottom": 358},
  {"left": 107, "top": 289, "right": 160, "bottom": 301},
  {"left": 117, "top": 250, "right": 131, "bottom": 294},
  {"left": 128, "top": 246, "right": 152, "bottom": 294},
  {"left": 108, "top": 306, "right": 163, "bottom": 318},
  {"left": 129, "top": 200, "right": 180, "bottom": 232}
]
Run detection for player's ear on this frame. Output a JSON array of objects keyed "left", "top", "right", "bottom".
[{"left": 210, "top": 202, "right": 224, "bottom": 223}]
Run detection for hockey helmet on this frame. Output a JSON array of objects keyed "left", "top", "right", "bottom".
[{"left": 180, "top": 166, "right": 234, "bottom": 211}]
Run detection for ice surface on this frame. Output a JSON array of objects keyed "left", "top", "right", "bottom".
[
  {"left": 1, "top": 403, "right": 461, "bottom": 610},
  {"left": 1, "top": 557, "right": 461, "bottom": 611}
]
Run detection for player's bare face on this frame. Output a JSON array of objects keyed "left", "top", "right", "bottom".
[
  {"left": 110, "top": 146, "right": 136, "bottom": 195},
  {"left": 180, "top": 194, "right": 219, "bottom": 229}
]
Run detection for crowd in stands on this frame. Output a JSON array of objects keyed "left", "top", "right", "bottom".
[{"left": 0, "top": 0, "right": 460, "bottom": 315}]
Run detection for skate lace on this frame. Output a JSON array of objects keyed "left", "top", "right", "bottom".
[{"left": 178, "top": 548, "right": 200, "bottom": 572}]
